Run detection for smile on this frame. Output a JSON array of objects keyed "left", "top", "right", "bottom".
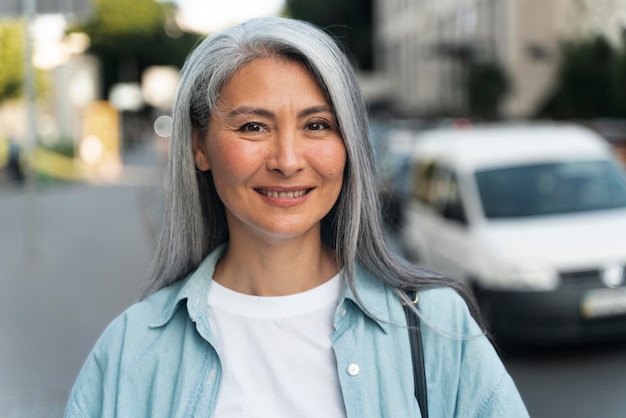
[{"left": 256, "top": 189, "right": 310, "bottom": 198}]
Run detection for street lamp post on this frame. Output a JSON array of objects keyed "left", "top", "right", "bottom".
[{"left": 23, "top": 0, "right": 39, "bottom": 260}]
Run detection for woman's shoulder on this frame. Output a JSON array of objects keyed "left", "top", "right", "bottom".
[
  {"left": 416, "top": 286, "right": 530, "bottom": 417},
  {"left": 416, "top": 286, "right": 481, "bottom": 335},
  {"left": 97, "top": 281, "right": 186, "bottom": 345},
  {"left": 418, "top": 286, "right": 468, "bottom": 312}
]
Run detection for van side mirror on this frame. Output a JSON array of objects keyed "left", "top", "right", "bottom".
[{"left": 442, "top": 203, "right": 467, "bottom": 224}]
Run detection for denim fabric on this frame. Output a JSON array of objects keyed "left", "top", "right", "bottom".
[{"left": 66, "top": 245, "right": 529, "bottom": 417}]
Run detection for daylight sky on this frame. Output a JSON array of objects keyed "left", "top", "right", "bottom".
[{"left": 173, "top": 0, "right": 285, "bottom": 33}]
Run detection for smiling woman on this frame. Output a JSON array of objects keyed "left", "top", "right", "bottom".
[
  {"left": 65, "top": 16, "right": 529, "bottom": 418},
  {"left": 192, "top": 58, "right": 346, "bottom": 289}
]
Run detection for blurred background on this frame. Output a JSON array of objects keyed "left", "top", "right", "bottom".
[{"left": 2, "top": 0, "right": 626, "bottom": 417}]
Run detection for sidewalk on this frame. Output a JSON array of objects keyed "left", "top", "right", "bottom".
[{"left": 0, "top": 140, "right": 166, "bottom": 417}]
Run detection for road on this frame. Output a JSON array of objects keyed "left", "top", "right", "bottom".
[
  {"left": 0, "top": 141, "right": 163, "bottom": 417},
  {"left": 2, "top": 141, "right": 626, "bottom": 417},
  {"left": 503, "top": 341, "right": 626, "bottom": 418}
]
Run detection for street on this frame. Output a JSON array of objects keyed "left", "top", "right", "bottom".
[
  {"left": 0, "top": 143, "right": 162, "bottom": 416},
  {"left": 504, "top": 341, "right": 626, "bottom": 418},
  {"left": 2, "top": 142, "right": 626, "bottom": 417}
]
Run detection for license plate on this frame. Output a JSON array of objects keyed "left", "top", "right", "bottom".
[{"left": 580, "top": 287, "right": 626, "bottom": 319}]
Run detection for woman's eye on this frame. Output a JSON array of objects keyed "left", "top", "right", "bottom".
[
  {"left": 307, "top": 121, "right": 330, "bottom": 131},
  {"left": 238, "top": 122, "right": 266, "bottom": 133}
]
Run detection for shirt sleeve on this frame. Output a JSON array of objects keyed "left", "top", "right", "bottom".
[
  {"left": 64, "top": 314, "right": 127, "bottom": 418},
  {"left": 474, "top": 369, "right": 529, "bottom": 417},
  {"left": 418, "top": 287, "right": 529, "bottom": 418}
]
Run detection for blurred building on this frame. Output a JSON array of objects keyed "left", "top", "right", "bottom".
[{"left": 373, "top": 0, "right": 626, "bottom": 118}]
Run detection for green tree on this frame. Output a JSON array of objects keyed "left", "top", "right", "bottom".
[
  {"left": 612, "top": 36, "right": 626, "bottom": 114},
  {"left": 0, "top": 19, "right": 48, "bottom": 103},
  {"left": 536, "top": 36, "right": 622, "bottom": 118},
  {"left": 72, "top": 0, "right": 200, "bottom": 98},
  {"left": 285, "top": 0, "right": 373, "bottom": 70},
  {"left": 0, "top": 20, "right": 26, "bottom": 101},
  {"left": 467, "top": 61, "right": 510, "bottom": 119}
]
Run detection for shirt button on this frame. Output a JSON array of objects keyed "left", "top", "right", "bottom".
[
  {"left": 340, "top": 308, "right": 347, "bottom": 317},
  {"left": 347, "top": 363, "right": 360, "bottom": 376}
]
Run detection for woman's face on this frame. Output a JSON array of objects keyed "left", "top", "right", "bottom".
[{"left": 193, "top": 57, "right": 347, "bottom": 244}]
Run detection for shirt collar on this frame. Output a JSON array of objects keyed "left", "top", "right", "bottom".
[
  {"left": 150, "top": 244, "right": 391, "bottom": 333},
  {"left": 340, "top": 263, "right": 391, "bottom": 333},
  {"left": 150, "top": 243, "right": 227, "bottom": 328}
]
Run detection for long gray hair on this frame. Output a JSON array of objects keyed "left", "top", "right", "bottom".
[{"left": 143, "top": 16, "right": 479, "bottom": 321}]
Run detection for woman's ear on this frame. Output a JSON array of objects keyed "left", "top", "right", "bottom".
[{"left": 192, "top": 128, "right": 210, "bottom": 171}]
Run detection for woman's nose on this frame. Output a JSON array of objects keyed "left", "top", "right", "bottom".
[{"left": 266, "top": 132, "right": 304, "bottom": 176}]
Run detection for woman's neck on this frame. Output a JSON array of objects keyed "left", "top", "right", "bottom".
[{"left": 213, "top": 235, "right": 339, "bottom": 296}]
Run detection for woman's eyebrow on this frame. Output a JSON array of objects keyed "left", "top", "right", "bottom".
[
  {"left": 225, "top": 106, "right": 273, "bottom": 119},
  {"left": 298, "top": 105, "right": 333, "bottom": 118},
  {"left": 224, "top": 105, "right": 333, "bottom": 120}
]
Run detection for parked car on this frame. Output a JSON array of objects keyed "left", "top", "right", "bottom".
[
  {"left": 398, "top": 123, "right": 626, "bottom": 345},
  {"left": 370, "top": 118, "right": 431, "bottom": 228}
]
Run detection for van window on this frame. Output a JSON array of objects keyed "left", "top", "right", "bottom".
[
  {"left": 414, "top": 161, "right": 436, "bottom": 204},
  {"left": 414, "top": 161, "right": 467, "bottom": 223},
  {"left": 475, "top": 160, "right": 626, "bottom": 218},
  {"left": 435, "top": 169, "right": 467, "bottom": 224}
]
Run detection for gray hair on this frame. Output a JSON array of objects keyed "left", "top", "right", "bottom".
[{"left": 143, "top": 16, "right": 479, "bottom": 323}]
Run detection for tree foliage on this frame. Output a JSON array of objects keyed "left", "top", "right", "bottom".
[
  {"left": 467, "top": 61, "right": 510, "bottom": 119},
  {"left": 285, "top": 0, "right": 373, "bottom": 70},
  {"left": 536, "top": 36, "right": 626, "bottom": 118},
  {"left": 72, "top": 0, "right": 200, "bottom": 98},
  {"left": 0, "top": 19, "right": 48, "bottom": 103},
  {"left": 0, "top": 20, "right": 26, "bottom": 101}
]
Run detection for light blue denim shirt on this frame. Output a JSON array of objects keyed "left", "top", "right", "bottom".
[{"left": 66, "top": 245, "right": 529, "bottom": 417}]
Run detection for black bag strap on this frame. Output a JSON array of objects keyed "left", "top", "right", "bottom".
[{"left": 403, "top": 290, "right": 428, "bottom": 418}]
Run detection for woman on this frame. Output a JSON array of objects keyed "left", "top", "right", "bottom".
[{"left": 66, "top": 17, "right": 528, "bottom": 417}]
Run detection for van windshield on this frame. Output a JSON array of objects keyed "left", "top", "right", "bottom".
[{"left": 475, "top": 160, "right": 626, "bottom": 218}]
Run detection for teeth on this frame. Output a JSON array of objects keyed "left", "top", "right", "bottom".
[{"left": 259, "top": 189, "right": 307, "bottom": 198}]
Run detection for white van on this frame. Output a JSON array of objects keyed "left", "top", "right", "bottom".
[{"left": 398, "top": 123, "right": 626, "bottom": 344}]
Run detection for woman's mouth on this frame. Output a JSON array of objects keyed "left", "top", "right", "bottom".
[{"left": 256, "top": 189, "right": 310, "bottom": 198}]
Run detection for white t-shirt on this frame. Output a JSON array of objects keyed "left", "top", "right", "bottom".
[{"left": 207, "top": 274, "right": 347, "bottom": 418}]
